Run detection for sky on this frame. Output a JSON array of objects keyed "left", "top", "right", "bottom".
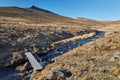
[{"left": 0, "top": 0, "right": 120, "bottom": 21}]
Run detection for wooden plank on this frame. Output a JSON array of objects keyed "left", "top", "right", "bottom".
[{"left": 25, "top": 52, "right": 44, "bottom": 71}]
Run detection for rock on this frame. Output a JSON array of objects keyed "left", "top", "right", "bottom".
[
  {"left": 115, "top": 69, "right": 120, "bottom": 75},
  {"left": 111, "top": 54, "right": 120, "bottom": 61},
  {"left": 80, "top": 68, "right": 88, "bottom": 73},
  {"left": 87, "top": 56, "right": 97, "bottom": 62},
  {"left": 46, "top": 71, "right": 64, "bottom": 80},
  {"left": 46, "top": 69, "right": 72, "bottom": 80},
  {"left": 100, "top": 69, "right": 109, "bottom": 73},
  {"left": 32, "top": 44, "right": 39, "bottom": 54},
  {"left": 110, "top": 46, "right": 117, "bottom": 50},
  {"left": 94, "top": 45, "right": 98, "bottom": 49},
  {"left": 45, "top": 59, "right": 55, "bottom": 64},
  {"left": 108, "top": 39, "right": 112, "bottom": 42}
]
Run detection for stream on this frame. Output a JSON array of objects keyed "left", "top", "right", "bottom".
[
  {"left": 0, "top": 30, "right": 104, "bottom": 80},
  {"left": 42, "top": 31, "right": 104, "bottom": 60}
]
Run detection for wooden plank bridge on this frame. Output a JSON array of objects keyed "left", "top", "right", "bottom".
[{"left": 25, "top": 52, "right": 44, "bottom": 71}]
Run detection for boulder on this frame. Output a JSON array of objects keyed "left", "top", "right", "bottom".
[{"left": 46, "top": 69, "right": 72, "bottom": 80}]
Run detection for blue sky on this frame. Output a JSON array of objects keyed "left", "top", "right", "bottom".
[{"left": 0, "top": 0, "right": 120, "bottom": 21}]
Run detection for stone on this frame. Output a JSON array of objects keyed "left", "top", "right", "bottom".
[
  {"left": 46, "top": 69, "right": 72, "bottom": 80},
  {"left": 94, "top": 45, "right": 98, "bottom": 49},
  {"left": 111, "top": 54, "right": 120, "bottom": 61},
  {"left": 115, "top": 69, "right": 120, "bottom": 75},
  {"left": 110, "top": 46, "right": 117, "bottom": 50}
]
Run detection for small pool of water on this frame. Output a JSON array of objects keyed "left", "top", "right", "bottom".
[{"left": 0, "top": 68, "right": 22, "bottom": 80}]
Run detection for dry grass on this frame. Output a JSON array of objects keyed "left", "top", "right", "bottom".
[
  {"left": 0, "top": 6, "right": 120, "bottom": 80},
  {"left": 52, "top": 32, "right": 95, "bottom": 46},
  {"left": 0, "top": 16, "right": 96, "bottom": 69},
  {"left": 31, "top": 29, "right": 120, "bottom": 80}
]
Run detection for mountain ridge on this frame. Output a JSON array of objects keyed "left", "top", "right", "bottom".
[{"left": 0, "top": 6, "right": 105, "bottom": 27}]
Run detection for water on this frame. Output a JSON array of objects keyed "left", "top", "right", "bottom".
[
  {"left": 0, "top": 31, "right": 104, "bottom": 80},
  {"left": 0, "top": 68, "right": 22, "bottom": 80},
  {"left": 42, "top": 31, "right": 104, "bottom": 60}
]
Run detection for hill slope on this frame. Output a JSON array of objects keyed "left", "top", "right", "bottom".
[
  {"left": 0, "top": 6, "right": 104, "bottom": 26},
  {"left": 0, "top": 6, "right": 120, "bottom": 80}
]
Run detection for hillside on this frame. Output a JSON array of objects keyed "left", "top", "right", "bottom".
[
  {"left": 0, "top": 6, "right": 105, "bottom": 27},
  {"left": 0, "top": 6, "right": 120, "bottom": 80}
]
